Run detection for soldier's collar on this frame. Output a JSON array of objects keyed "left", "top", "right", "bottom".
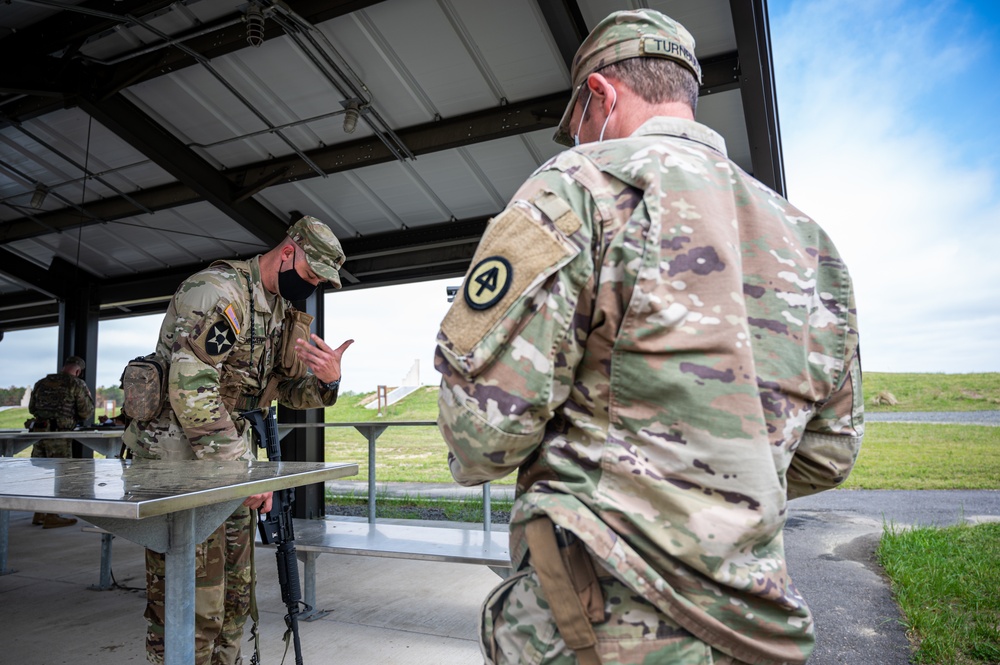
[
  {"left": 631, "top": 116, "right": 727, "bottom": 156},
  {"left": 247, "top": 256, "right": 275, "bottom": 311}
]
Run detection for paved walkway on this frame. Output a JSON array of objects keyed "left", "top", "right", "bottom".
[
  {"left": 866, "top": 410, "right": 1000, "bottom": 426},
  {"left": 328, "top": 483, "right": 1000, "bottom": 664},
  {"left": 2, "top": 490, "right": 998, "bottom": 664}
]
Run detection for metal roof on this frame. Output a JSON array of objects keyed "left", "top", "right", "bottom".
[{"left": 0, "top": 0, "right": 783, "bottom": 331}]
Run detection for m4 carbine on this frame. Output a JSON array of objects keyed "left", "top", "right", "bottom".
[{"left": 244, "top": 407, "right": 308, "bottom": 665}]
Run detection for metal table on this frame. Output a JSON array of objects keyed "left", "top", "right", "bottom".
[
  {"left": 0, "top": 457, "right": 357, "bottom": 665},
  {"left": 275, "top": 421, "right": 497, "bottom": 531},
  {"left": 0, "top": 428, "right": 125, "bottom": 458}
]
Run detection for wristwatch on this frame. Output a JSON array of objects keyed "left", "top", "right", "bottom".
[{"left": 320, "top": 377, "right": 341, "bottom": 392}]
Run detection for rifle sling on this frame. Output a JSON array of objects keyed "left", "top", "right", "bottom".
[{"left": 524, "top": 517, "right": 603, "bottom": 665}]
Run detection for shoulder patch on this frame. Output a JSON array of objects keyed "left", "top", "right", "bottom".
[
  {"left": 441, "top": 204, "right": 579, "bottom": 357},
  {"left": 203, "top": 319, "right": 237, "bottom": 357},
  {"left": 224, "top": 304, "right": 241, "bottom": 334},
  {"left": 464, "top": 256, "right": 512, "bottom": 310}
]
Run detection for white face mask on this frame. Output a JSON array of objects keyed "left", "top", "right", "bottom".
[
  {"left": 572, "top": 84, "right": 617, "bottom": 147},
  {"left": 573, "top": 90, "right": 592, "bottom": 147}
]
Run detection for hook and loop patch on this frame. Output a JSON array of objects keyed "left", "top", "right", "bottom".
[{"left": 464, "top": 256, "right": 512, "bottom": 310}]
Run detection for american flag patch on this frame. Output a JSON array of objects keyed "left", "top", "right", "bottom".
[{"left": 224, "top": 304, "right": 241, "bottom": 334}]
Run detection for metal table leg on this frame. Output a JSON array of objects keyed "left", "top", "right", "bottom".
[
  {"left": 0, "top": 509, "right": 13, "bottom": 575},
  {"left": 165, "top": 509, "right": 196, "bottom": 665}
]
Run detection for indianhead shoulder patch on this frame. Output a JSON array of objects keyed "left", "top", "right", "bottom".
[
  {"left": 464, "top": 256, "right": 512, "bottom": 310},
  {"left": 204, "top": 319, "right": 237, "bottom": 357}
]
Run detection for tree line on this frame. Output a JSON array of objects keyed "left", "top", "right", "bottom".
[{"left": 1, "top": 385, "right": 125, "bottom": 407}]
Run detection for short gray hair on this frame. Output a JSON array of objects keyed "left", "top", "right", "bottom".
[{"left": 599, "top": 57, "right": 699, "bottom": 113}]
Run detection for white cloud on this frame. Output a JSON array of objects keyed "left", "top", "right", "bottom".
[
  {"left": 771, "top": 0, "right": 1000, "bottom": 371},
  {"left": 325, "top": 277, "right": 456, "bottom": 392}
]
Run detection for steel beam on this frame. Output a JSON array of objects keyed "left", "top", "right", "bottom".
[
  {"left": 1, "top": 92, "right": 569, "bottom": 242},
  {"left": 0, "top": 0, "right": 389, "bottom": 125},
  {"left": 535, "top": 0, "right": 589, "bottom": 71},
  {"left": 729, "top": 0, "right": 786, "bottom": 196},
  {"left": 78, "top": 93, "right": 289, "bottom": 245},
  {"left": 0, "top": 249, "right": 73, "bottom": 299}
]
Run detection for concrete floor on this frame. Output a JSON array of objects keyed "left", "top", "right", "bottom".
[
  {"left": 0, "top": 510, "right": 500, "bottom": 665},
  {"left": 8, "top": 490, "right": 997, "bottom": 665}
]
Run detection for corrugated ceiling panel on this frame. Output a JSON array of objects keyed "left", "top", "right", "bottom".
[
  {"left": 460, "top": 133, "right": 551, "bottom": 204},
  {"left": 362, "top": 0, "right": 498, "bottom": 118},
  {"left": 407, "top": 149, "right": 510, "bottom": 220},
  {"left": 444, "top": 0, "right": 570, "bottom": 100},
  {"left": 260, "top": 176, "right": 376, "bottom": 239},
  {"left": 79, "top": 0, "right": 241, "bottom": 62},
  {"left": 0, "top": 106, "right": 175, "bottom": 217},
  {"left": 4, "top": 201, "right": 268, "bottom": 280},
  {"left": 317, "top": 11, "right": 439, "bottom": 128}
]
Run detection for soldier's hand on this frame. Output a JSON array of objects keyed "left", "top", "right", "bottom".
[
  {"left": 244, "top": 491, "right": 273, "bottom": 513},
  {"left": 295, "top": 334, "right": 354, "bottom": 384}
]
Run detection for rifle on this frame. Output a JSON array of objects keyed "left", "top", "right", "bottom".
[{"left": 244, "top": 407, "right": 308, "bottom": 665}]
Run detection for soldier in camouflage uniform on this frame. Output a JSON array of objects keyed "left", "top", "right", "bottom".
[
  {"left": 28, "top": 354, "right": 94, "bottom": 528},
  {"left": 123, "top": 215, "right": 354, "bottom": 665},
  {"left": 435, "top": 10, "right": 863, "bottom": 665}
]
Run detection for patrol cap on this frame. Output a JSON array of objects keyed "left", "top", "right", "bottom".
[
  {"left": 554, "top": 9, "right": 702, "bottom": 146},
  {"left": 286, "top": 215, "right": 346, "bottom": 289},
  {"left": 64, "top": 356, "right": 86, "bottom": 370}
]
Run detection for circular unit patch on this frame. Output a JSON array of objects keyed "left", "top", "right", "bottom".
[
  {"left": 464, "top": 256, "right": 512, "bottom": 310},
  {"left": 205, "top": 321, "right": 237, "bottom": 357}
]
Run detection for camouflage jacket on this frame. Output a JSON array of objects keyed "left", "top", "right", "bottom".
[
  {"left": 124, "top": 256, "right": 338, "bottom": 461},
  {"left": 435, "top": 117, "right": 863, "bottom": 665},
  {"left": 29, "top": 372, "right": 94, "bottom": 430}
]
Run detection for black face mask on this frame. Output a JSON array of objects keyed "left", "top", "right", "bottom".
[{"left": 277, "top": 248, "right": 318, "bottom": 301}]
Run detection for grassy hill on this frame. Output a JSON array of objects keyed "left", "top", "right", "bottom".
[{"left": 4, "top": 373, "right": 997, "bottom": 488}]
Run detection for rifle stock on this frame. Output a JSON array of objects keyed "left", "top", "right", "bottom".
[{"left": 244, "top": 408, "right": 308, "bottom": 665}]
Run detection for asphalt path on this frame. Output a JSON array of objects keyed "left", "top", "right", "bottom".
[{"left": 866, "top": 410, "right": 1000, "bottom": 426}]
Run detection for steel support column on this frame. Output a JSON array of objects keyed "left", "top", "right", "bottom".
[
  {"left": 730, "top": 0, "right": 786, "bottom": 196},
  {"left": 57, "top": 273, "right": 99, "bottom": 455},
  {"left": 277, "top": 290, "right": 327, "bottom": 519}
]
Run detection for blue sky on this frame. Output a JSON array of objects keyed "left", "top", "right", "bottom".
[
  {"left": 768, "top": 0, "right": 1000, "bottom": 373},
  {"left": 2, "top": 0, "right": 999, "bottom": 394}
]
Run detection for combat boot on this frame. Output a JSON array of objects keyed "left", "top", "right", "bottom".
[
  {"left": 32, "top": 513, "right": 45, "bottom": 525},
  {"left": 42, "top": 514, "right": 77, "bottom": 529}
]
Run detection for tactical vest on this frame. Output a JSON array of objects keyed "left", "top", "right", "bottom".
[
  {"left": 31, "top": 374, "right": 78, "bottom": 426},
  {"left": 209, "top": 260, "right": 313, "bottom": 415}
]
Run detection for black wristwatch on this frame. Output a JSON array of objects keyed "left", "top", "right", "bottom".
[{"left": 320, "top": 377, "right": 341, "bottom": 392}]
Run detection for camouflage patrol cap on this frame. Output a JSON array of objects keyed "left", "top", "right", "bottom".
[
  {"left": 554, "top": 9, "right": 702, "bottom": 146},
  {"left": 64, "top": 356, "right": 86, "bottom": 370},
  {"left": 286, "top": 215, "right": 346, "bottom": 289}
]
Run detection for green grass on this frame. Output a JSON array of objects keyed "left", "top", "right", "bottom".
[
  {"left": 0, "top": 407, "right": 31, "bottom": 429},
  {"left": 878, "top": 522, "right": 1000, "bottom": 664},
  {"left": 866, "top": 372, "right": 1000, "bottom": 411},
  {"left": 318, "top": 386, "right": 519, "bottom": 484},
  {"left": 843, "top": 422, "right": 1000, "bottom": 490},
  {"left": 325, "top": 487, "right": 514, "bottom": 522}
]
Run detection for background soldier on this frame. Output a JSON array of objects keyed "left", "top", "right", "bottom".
[
  {"left": 123, "top": 215, "right": 353, "bottom": 665},
  {"left": 435, "top": 10, "right": 863, "bottom": 665},
  {"left": 27, "top": 355, "right": 94, "bottom": 528}
]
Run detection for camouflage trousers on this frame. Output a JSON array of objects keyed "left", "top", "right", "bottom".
[
  {"left": 30, "top": 423, "right": 73, "bottom": 458},
  {"left": 145, "top": 505, "right": 254, "bottom": 665},
  {"left": 30, "top": 439, "right": 73, "bottom": 458},
  {"left": 482, "top": 567, "right": 752, "bottom": 665}
]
